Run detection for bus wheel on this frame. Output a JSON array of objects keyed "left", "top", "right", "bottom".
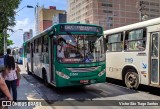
[
  {"left": 42, "top": 70, "right": 49, "bottom": 86},
  {"left": 125, "top": 69, "right": 139, "bottom": 89}
]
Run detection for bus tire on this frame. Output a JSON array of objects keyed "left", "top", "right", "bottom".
[
  {"left": 42, "top": 69, "right": 49, "bottom": 87},
  {"left": 125, "top": 69, "right": 139, "bottom": 89}
]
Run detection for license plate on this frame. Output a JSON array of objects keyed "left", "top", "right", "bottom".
[{"left": 80, "top": 80, "right": 89, "bottom": 84}]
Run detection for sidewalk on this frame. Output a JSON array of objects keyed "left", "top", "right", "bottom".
[{"left": 8, "top": 65, "right": 53, "bottom": 109}]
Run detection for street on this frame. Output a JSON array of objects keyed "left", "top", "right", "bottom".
[{"left": 19, "top": 65, "right": 160, "bottom": 109}]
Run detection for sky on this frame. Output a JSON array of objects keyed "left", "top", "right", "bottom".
[{"left": 8, "top": 0, "right": 67, "bottom": 47}]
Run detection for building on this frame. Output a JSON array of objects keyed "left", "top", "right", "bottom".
[
  {"left": 139, "top": 0, "right": 160, "bottom": 21},
  {"left": 35, "top": 6, "right": 66, "bottom": 34},
  {"left": 52, "top": 13, "right": 67, "bottom": 25},
  {"left": 67, "top": 0, "right": 160, "bottom": 30},
  {"left": 23, "top": 29, "right": 33, "bottom": 42}
]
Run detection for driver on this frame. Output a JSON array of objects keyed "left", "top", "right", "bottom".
[{"left": 57, "top": 38, "right": 65, "bottom": 58}]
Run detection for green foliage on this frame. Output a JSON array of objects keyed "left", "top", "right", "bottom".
[
  {"left": 0, "top": 0, "right": 21, "bottom": 32},
  {"left": 0, "top": 33, "right": 14, "bottom": 54},
  {"left": 0, "top": 0, "right": 21, "bottom": 54}
]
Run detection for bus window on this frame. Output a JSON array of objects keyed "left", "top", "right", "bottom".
[
  {"left": 43, "top": 35, "right": 48, "bottom": 52},
  {"left": 94, "top": 38, "right": 105, "bottom": 61},
  {"left": 38, "top": 38, "right": 42, "bottom": 53},
  {"left": 56, "top": 35, "right": 102, "bottom": 63},
  {"left": 27, "top": 43, "right": 30, "bottom": 53},
  {"left": 34, "top": 40, "right": 36, "bottom": 53},
  {"left": 106, "top": 33, "right": 123, "bottom": 52},
  {"left": 126, "top": 28, "right": 146, "bottom": 51}
]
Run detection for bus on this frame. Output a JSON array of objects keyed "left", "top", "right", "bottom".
[
  {"left": 104, "top": 17, "right": 160, "bottom": 89},
  {"left": 23, "top": 23, "right": 106, "bottom": 87},
  {"left": 12, "top": 47, "right": 23, "bottom": 64}
]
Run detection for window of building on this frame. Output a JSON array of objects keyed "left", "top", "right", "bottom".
[
  {"left": 143, "top": 1, "right": 149, "bottom": 5},
  {"left": 150, "top": 14, "right": 159, "bottom": 18},
  {"left": 103, "top": 10, "right": 112, "bottom": 13},
  {"left": 143, "top": 8, "right": 149, "bottom": 11},
  {"left": 150, "top": 9, "right": 159, "bottom": 12},
  {"left": 106, "top": 33, "right": 123, "bottom": 52},
  {"left": 150, "top": 2, "right": 159, "bottom": 6},
  {"left": 102, "top": 3, "right": 112, "bottom": 7}
]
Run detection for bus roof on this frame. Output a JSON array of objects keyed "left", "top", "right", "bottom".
[
  {"left": 24, "top": 23, "right": 102, "bottom": 44},
  {"left": 104, "top": 17, "right": 160, "bottom": 35}
]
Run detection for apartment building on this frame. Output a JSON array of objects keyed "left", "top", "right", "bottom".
[
  {"left": 67, "top": 0, "right": 160, "bottom": 30},
  {"left": 35, "top": 6, "right": 66, "bottom": 34}
]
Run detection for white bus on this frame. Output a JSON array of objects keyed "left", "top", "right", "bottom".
[
  {"left": 104, "top": 17, "right": 160, "bottom": 89},
  {"left": 12, "top": 47, "right": 23, "bottom": 64}
]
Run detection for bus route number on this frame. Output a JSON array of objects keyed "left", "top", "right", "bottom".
[{"left": 125, "top": 58, "right": 133, "bottom": 63}]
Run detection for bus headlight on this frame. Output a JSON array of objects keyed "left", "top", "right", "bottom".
[
  {"left": 98, "top": 69, "right": 106, "bottom": 76},
  {"left": 56, "top": 71, "right": 70, "bottom": 79}
]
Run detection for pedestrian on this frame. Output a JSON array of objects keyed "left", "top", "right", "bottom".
[
  {"left": 0, "top": 54, "right": 12, "bottom": 109},
  {"left": 0, "top": 69, "right": 12, "bottom": 100},
  {"left": 4, "top": 53, "right": 18, "bottom": 102},
  {"left": 4, "top": 49, "right": 11, "bottom": 66}
]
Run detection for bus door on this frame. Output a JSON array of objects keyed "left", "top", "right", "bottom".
[
  {"left": 150, "top": 32, "right": 160, "bottom": 85},
  {"left": 49, "top": 36, "right": 55, "bottom": 83}
]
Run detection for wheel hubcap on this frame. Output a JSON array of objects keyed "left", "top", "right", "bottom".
[{"left": 128, "top": 73, "right": 137, "bottom": 86}]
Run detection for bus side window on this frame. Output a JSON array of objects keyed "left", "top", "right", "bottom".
[
  {"left": 43, "top": 35, "right": 48, "bottom": 52},
  {"left": 106, "top": 36, "right": 108, "bottom": 51},
  {"left": 42, "top": 36, "right": 44, "bottom": 52},
  {"left": 107, "top": 33, "right": 123, "bottom": 52},
  {"left": 125, "top": 28, "right": 146, "bottom": 51},
  {"left": 36, "top": 39, "right": 38, "bottom": 53},
  {"left": 34, "top": 40, "right": 36, "bottom": 53},
  {"left": 124, "top": 32, "right": 129, "bottom": 50},
  {"left": 27, "top": 42, "right": 30, "bottom": 53},
  {"left": 38, "top": 38, "right": 41, "bottom": 53}
]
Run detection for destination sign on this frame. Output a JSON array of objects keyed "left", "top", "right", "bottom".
[{"left": 60, "top": 25, "right": 102, "bottom": 33}]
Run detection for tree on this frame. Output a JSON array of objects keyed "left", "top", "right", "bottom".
[
  {"left": 0, "top": 0, "right": 21, "bottom": 32},
  {"left": 0, "top": 0, "right": 21, "bottom": 54},
  {"left": 0, "top": 33, "right": 14, "bottom": 54}
]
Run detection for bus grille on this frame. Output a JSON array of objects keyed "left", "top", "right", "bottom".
[{"left": 67, "top": 66, "right": 100, "bottom": 72}]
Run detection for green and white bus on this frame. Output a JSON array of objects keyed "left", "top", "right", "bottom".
[{"left": 23, "top": 23, "right": 106, "bottom": 87}]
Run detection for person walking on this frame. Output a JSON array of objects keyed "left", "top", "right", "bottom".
[
  {"left": 4, "top": 53, "right": 18, "bottom": 102},
  {"left": 0, "top": 69, "right": 12, "bottom": 100},
  {"left": 4, "top": 49, "right": 11, "bottom": 67},
  {"left": 0, "top": 53, "right": 12, "bottom": 109}
]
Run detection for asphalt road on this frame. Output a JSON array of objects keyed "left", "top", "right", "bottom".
[{"left": 22, "top": 73, "right": 160, "bottom": 109}]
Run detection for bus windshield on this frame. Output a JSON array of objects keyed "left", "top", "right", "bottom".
[{"left": 57, "top": 35, "right": 104, "bottom": 63}]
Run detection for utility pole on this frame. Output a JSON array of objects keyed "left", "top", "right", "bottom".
[{"left": 3, "top": 29, "right": 7, "bottom": 55}]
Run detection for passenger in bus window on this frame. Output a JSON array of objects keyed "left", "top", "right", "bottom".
[{"left": 136, "top": 41, "right": 145, "bottom": 50}]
